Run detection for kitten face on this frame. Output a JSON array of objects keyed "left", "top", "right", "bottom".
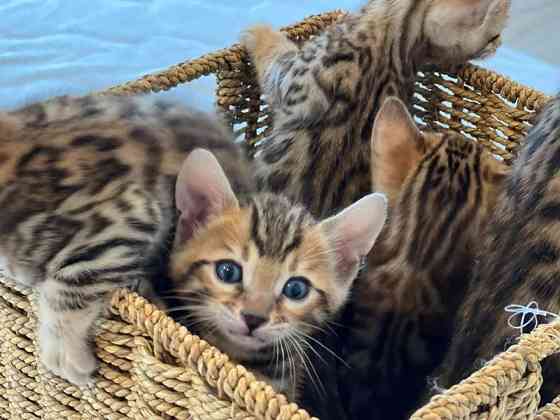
[
  {"left": 424, "top": 0, "right": 511, "bottom": 63},
  {"left": 170, "top": 198, "right": 342, "bottom": 351},
  {"left": 170, "top": 151, "right": 386, "bottom": 359}
]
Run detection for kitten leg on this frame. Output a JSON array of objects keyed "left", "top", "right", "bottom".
[
  {"left": 38, "top": 278, "right": 105, "bottom": 386},
  {"left": 241, "top": 25, "right": 298, "bottom": 104}
]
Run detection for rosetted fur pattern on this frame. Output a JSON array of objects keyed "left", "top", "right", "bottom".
[
  {"left": 338, "top": 98, "right": 509, "bottom": 419},
  {"left": 0, "top": 94, "right": 387, "bottom": 403},
  {"left": 241, "top": 0, "right": 510, "bottom": 419},
  {"left": 437, "top": 95, "right": 560, "bottom": 405},
  {"left": 243, "top": 0, "right": 511, "bottom": 219},
  {"left": 0, "top": 95, "right": 254, "bottom": 386}
]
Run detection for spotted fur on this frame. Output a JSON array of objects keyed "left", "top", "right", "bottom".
[
  {"left": 242, "top": 0, "right": 510, "bottom": 218},
  {"left": 0, "top": 94, "right": 387, "bottom": 400},
  {"left": 337, "top": 98, "right": 509, "bottom": 419},
  {"left": 437, "top": 95, "right": 560, "bottom": 405},
  {"left": 0, "top": 95, "right": 254, "bottom": 385}
]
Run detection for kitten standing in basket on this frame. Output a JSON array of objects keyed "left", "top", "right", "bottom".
[
  {"left": 0, "top": 95, "right": 387, "bottom": 400},
  {"left": 437, "top": 95, "right": 560, "bottom": 405},
  {"left": 242, "top": 0, "right": 510, "bottom": 218}
]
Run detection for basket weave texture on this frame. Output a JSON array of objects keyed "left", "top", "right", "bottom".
[{"left": 0, "top": 10, "right": 556, "bottom": 420}]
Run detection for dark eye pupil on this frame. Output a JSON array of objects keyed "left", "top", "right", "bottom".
[
  {"left": 216, "top": 261, "right": 242, "bottom": 284},
  {"left": 283, "top": 277, "right": 310, "bottom": 300}
]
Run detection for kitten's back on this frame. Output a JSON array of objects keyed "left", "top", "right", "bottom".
[
  {"left": 0, "top": 95, "right": 253, "bottom": 284},
  {"left": 439, "top": 95, "right": 560, "bottom": 402}
]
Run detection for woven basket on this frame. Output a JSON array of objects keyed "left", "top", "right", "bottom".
[{"left": 0, "top": 10, "right": 556, "bottom": 420}]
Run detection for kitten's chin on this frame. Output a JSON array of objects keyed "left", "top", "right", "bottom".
[{"left": 225, "top": 331, "right": 270, "bottom": 351}]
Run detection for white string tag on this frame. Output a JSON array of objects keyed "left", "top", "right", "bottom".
[{"left": 504, "top": 301, "right": 560, "bottom": 334}]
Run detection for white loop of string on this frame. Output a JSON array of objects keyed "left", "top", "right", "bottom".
[{"left": 504, "top": 301, "right": 560, "bottom": 334}]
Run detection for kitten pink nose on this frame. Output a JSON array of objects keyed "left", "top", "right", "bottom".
[{"left": 241, "top": 312, "right": 267, "bottom": 333}]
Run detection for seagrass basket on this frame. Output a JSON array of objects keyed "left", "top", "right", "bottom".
[{"left": 0, "top": 10, "right": 556, "bottom": 420}]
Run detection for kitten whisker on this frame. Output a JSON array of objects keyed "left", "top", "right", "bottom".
[
  {"left": 298, "top": 320, "right": 337, "bottom": 337},
  {"left": 298, "top": 331, "right": 350, "bottom": 368},
  {"left": 287, "top": 333, "right": 325, "bottom": 396},
  {"left": 163, "top": 304, "right": 205, "bottom": 314},
  {"left": 284, "top": 336, "right": 298, "bottom": 395},
  {"left": 278, "top": 337, "right": 287, "bottom": 388},
  {"left": 297, "top": 334, "right": 328, "bottom": 367},
  {"left": 161, "top": 290, "right": 210, "bottom": 299},
  {"left": 326, "top": 319, "right": 345, "bottom": 329}
]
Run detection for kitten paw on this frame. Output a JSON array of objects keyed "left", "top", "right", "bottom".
[{"left": 39, "top": 324, "right": 97, "bottom": 386}]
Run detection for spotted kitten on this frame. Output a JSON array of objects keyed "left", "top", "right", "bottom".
[
  {"left": 0, "top": 95, "right": 387, "bottom": 400},
  {"left": 242, "top": 0, "right": 510, "bottom": 416},
  {"left": 339, "top": 98, "right": 509, "bottom": 419},
  {"left": 437, "top": 95, "right": 560, "bottom": 405},
  {"left": 242, "top": 0, "right": 510, "bottom": 218}
]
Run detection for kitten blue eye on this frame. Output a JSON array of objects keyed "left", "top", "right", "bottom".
[
  {"left": 215, "top": 260, "right": 242, "bottom": 284},
  {"left": 282, "top": 277, "right": 310, "bottom": 301}
]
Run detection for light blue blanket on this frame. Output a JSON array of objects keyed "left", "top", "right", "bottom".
[{"left": 0, "top": 0, "right": 557, "bottom": 112}]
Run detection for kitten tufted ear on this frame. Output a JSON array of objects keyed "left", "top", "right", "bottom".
[
  {"left": 371, "top": 97, "right": 428, "bottom": 203},
  {"left": 321, "top": 193, "right": 387, "bottom": 280},
  {"left": 175, "top": 149, "right": 239, "bottom": 245}
]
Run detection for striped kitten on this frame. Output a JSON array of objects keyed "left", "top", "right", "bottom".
[
  {"left": 437, "top": 95, "right": 560, "bottom": 404},
  {"left": 0, "top": 95, "right": 387, "bottom": 400},
  {"left": 168, "top": 191, "right": 386, "bottom": 400},
  {"left": 242, "top": 0, "right": 510, "bottom": 218},
  {"left": 339, "top": 98, "right": 509, "bottom": 419}
]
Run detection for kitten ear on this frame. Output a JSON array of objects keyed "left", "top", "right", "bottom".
[
  {"left": 174, "top": 148, "right": 239, "bottom": 245},
  {"left": 321, "top": 193, "right": 387, "bottom": 279},
  {"left": 371, "top": 97, "right": 426, "bottom": 202}
]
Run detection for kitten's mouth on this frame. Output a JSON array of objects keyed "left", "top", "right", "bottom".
[{"left": 225, "top": 329, "right": 269, "bottom": 350}]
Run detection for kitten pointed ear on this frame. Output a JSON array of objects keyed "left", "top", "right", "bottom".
[
  {"left": 321, "top": 193, "right": 388, "bottom": 279},
  {"left": 175, "top": 149, "right": 239, "bottom": 244},
  {"left": 371, "top": 97, "right": 426, "bottom": 202}
]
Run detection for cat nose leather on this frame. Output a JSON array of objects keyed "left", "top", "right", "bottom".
[{"left": 241, "top": 312, "right": 267, "bottom": 333}]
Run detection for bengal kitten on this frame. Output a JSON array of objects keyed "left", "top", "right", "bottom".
[
  {"left": 0, "top": 95, "right": 387, "bottom": 400},
  {"left": 242, "top": 0, "right": 511, "bottom": 218},
  {"left": 169, "top": 189, "right": 387, "bottom": 400},
  {"left": 437, "top": 95, "right": 560, "bottom": 404},
  {"left": 338, "top": 98, "right": 510, "bottom": 419}
]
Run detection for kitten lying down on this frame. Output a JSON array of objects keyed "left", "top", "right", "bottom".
[{"left": 0, "top": 94, "right": 387, "bottom": 401}]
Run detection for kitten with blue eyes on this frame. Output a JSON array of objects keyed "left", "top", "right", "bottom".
[
  {"left": 0, "top": 93, "right": 386, "bottom": 396},
  {"left": 167, "top": 189, "right": 387, "bottom": 400}
]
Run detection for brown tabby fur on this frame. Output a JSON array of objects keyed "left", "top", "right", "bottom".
[
  {"left": 0, "top": 94, "right": 253, "bottom": 384},
  {"left": 242, "top": 1, "right": 510, "bottom": 417},
  {"left": 242, "top": 0, "right": 511, "bottom": 218},
  {"left": 169, "top": 192, "right": 386, "bottom": 400},
  {"left": 438, "top": 95, "right": 560, "bottom": 405},
  {"left": 0, "top": 95, "right": 386, "bottom": 401},
  {"left": 339, "top": 98, "right": 509, "bottom": 419}
]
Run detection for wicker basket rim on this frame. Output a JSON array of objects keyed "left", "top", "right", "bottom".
[{"left": 97, "top": 10, "right": 550, "bottom": 111}]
